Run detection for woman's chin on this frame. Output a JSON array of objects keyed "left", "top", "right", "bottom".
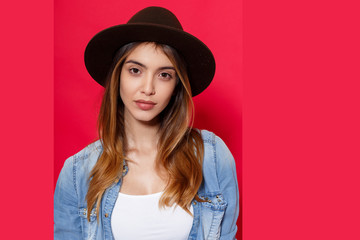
[{"left": 135, "top": 115, "right": 161, "bottom": 126}]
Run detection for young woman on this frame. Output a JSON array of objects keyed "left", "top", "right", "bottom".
[{"left": 54, "top": 6, "right": 239, "bottom": 240}]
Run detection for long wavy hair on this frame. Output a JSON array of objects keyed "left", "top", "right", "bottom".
[{"left": 86, "top": 42, "right": 204, "bottom": 221}]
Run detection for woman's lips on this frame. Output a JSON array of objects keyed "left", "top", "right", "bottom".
[{"left": 135, "top": 100, "right": 156, "bottom": 110}]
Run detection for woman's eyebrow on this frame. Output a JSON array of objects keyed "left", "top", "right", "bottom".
[
  {"left": 124, "top": 60, "right": 146, "bottom": 68},
  {"left": 158, "top": 66, "right": 175, "bottom": 71},
  {"left": 124, "top": 60, "right": 175, "bottom": 71}
]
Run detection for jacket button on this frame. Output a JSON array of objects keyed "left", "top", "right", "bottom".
[
  {"left": 105, "top": 213, "right": 109, "bottom": 218},
  {"left": 208, "top": 200, "right": 212, "bottom": 203},
  {"left": 193, "top": 201, "right": 197, "bottom": 205}
]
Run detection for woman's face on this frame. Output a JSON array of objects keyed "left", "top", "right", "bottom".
[{"left": 119, "top": 43, "right": 177, "bottom": 125}]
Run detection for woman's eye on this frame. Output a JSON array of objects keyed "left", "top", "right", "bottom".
[
  {"left": 159, "top": 72, "right": 173, "bottom": 79},
  {"left": 129, "top": 68, "right": 140, "bottom": 74}
]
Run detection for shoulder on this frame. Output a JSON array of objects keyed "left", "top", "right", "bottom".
[
  {"left": 54, "top": 141, "right": 103, "bottom": 239},
  {"left": 65, "top": 140, "right": 102, "bottom": 168},
  {"left": 200, "top": 129, "right": 234, "bottom": 163},
  {"left": 195, "top": 131, "right": 239, "bottom": 238},
  {"left": 200, "top": 129, "right": 229, "bottom": 148},
  {"left": 57, "top": 140, "right": 103, "bottom": 186},
  {"left": 198, "top": 131, "right": 239, "bottom": 239},
  {"left": 199, "top": 129, "right": 236, "bottom": 182}
]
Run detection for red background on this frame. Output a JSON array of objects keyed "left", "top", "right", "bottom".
[
  {"left": 2, "top": 0, "right": 360, "bottom": 239},
  {"left": 54, "top": 0, "right": 242, "bottom": 238},
  {"left": 54, "top": 0, "right": 242, "bottom": 182}
]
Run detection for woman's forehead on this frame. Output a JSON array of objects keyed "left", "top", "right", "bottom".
[{"left": 125, "top": 42, "right": 173, "bottom": 67}]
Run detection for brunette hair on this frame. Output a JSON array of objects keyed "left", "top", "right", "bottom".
[{"left": 86, "top": 42, "right": 204, "bottom": 221}]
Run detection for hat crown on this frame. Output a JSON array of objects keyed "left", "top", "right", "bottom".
[{"left": 127, "top": 6, "right": 183, "bottom": 30}]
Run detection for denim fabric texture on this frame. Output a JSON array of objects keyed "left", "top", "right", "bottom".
[{"left": 54, "top": 130, "right": 239, "bottom": 240}]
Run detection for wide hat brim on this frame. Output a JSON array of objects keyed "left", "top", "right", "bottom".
[{"left": 84, "top": 16, "right": 215, "bottom": 97}]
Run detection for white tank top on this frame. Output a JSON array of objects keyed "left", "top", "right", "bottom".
[{"left": 111, "top": 191, "right": 194, "bottom": 240}]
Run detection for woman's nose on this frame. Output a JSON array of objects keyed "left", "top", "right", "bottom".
[{"left": 141, "top": 74, "right": 155, "bottom": 96}]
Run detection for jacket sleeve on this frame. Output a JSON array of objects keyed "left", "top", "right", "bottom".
[
  {"left": 215, "top": 136, "right": 240, "bottom": 240},
  {"left": 54, "top": 156, "right": 82, "bottom": 240}
]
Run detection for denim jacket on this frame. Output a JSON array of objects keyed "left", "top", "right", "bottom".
[{"left": 54, "top": 130, "right": 239, "bottom": 240}]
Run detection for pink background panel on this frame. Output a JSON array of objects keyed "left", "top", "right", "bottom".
[
  {"left": 2, "top": 0, "right": 360, "bottom": 239},
  {"left": 54, "top": 0, "right": 242, "bottom": 238}
]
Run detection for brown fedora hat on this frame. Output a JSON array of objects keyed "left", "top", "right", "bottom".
[{"left": 84, "top": 6, "right": 215, "bottom": 97}]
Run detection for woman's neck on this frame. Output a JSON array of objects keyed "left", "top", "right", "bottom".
[
  {"left": 124, "top": 118, "right": 160, "bottom": 153},
  {"left": 121, "top": 118, "right": 169, "bottom": 193}
]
